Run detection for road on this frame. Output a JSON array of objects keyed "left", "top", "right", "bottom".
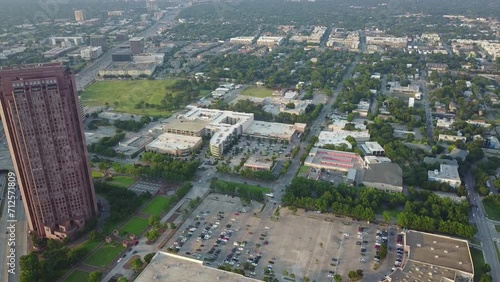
[
  {"left": 272, "top": 54, "right": 361, "bottom": 202},
  {"left": 465, "top": 172, "right": 500, "bottom": 280},
  {"left": 418, "top": 70, "right": 434, "bottom": 143},
  {"left": 75, "top": 7, "right": 184, "bottom": 91}
]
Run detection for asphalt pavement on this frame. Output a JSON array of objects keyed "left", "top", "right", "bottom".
[{"left": 465, "top": 172, "right": 500, "bottom": 280}]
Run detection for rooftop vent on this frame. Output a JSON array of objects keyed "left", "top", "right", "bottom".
[
  {"left": 444, "top": 250, "right": 448, "bottom": 253},
  {"left": 455, "top": 245, "right": 459, "bottom": 248},
  {"left": 459, "top": 261, "right": 463, "bottom": 265},
  {"left": 435, "top": 255, "right": 439, "bottom": 258},
  {"left": 431, "top": 247, "right": 434, "bottom": 250},
  {"left": 417, "top": 243, "right": 422, "bottom": 247},
  {"left": 433, "top": 241, "right": 437, "bottom": 244}
]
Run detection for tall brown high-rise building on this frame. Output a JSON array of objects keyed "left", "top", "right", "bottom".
[
  {"left": 0, "top": 63, "right": 97, "bottom": 240},
  {"left": 75, "top": 10, "right": 86, "bottom": 22}
]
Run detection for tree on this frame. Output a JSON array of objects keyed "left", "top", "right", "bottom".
[
  {"left": 334, "top": 274, "right": 342, "bottom": 282},
  {"left": 87, "top": 230, "right": 101, "bottom": 241},
  {"left": 19, "top": 253, "right": 41, "bottom": 282},
  {"left": 483, "top": 263, "right": 491, "bottom": 273},
  {"left": 117, "top": 277, "right": 128, "bottom": 282},
  {"left": 144, "top": 253, "right": 155, "bottom": 264},
  {"left": 148, "top": 215, "right": 160, "bottom": 227},
  {"left": 88, "top": 271, "right": 102, "bottom": 282},
  {"left": 169, "top": 223, "right": 176, "bottom": 229},
  {"left": 382, "top": 211, "right": 392, "bottom": 224},
  {"left": 348, "top": 270, "right": 359, "bottom": 280},
  {"left": 286, "top": 102, "right": 296, "bottom": 109},
  {"left": 131, "top": 258, "right": 144, "bottom": 272},
  {"left": 146, "top": 228, "right": 159, "bottom": 242}
]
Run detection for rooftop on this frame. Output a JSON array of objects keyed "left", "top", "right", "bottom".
[
  {"left": 406, "top": 230, "right": 473, "bottom": 275},
  {"left": 429, "top": 164, "right": 460, "bottom": 180},
  {"left": 146, "top": 133, "right": 202, "bottom": 151},
  {"left": 245, "top": 121, "right": 296, "bottom": 140},
  {"left": 135, "top": 252, "right": 259, "bottom": 282},
  {"left": 160, "top": 118, "right": 209, "bottom": 133},
  {"left": 316, "top": 130, "right": 370, "bottom": 148},
  {"left": 305, "top": 148, "right": 364, "bottom": 171},
  {"left": 363, "top": 163, "right": 403, "bottom": 187}
]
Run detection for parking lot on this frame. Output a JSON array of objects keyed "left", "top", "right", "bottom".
[
  {"left": 164, "top": 194, "right": 395, "bottom": 281},
  {"left": 225, "top": 136, "right": 295, "bottom": 169}
]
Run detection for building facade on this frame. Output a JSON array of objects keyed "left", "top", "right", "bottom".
[
  {"left": 0, "top": 63, "right": 98, "bottom": 240},
  {"left": 129, "top": 37, "right": 145, "bottom": 55},
  {"left": 74, "top": 10, "right": 85, "bottom": 22}
]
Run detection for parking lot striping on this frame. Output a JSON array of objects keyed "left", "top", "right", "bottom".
[
  {"left": 313, "top": 220, "right": 335, "bottom": 280},
  {"left": 305, "top": 220, "right": 328, "bottom": 278},
  {"left": 334, "top": 224, "right": 348, "bottom": 275}
]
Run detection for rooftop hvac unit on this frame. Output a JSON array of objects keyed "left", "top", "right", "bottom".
[
  {"left": 431, "top": 247, "right": 434, "bottom": 250},
  {"left": 459, "top": 261, "right": 463, "bottom": 265},
  {"left": 417, "top": 243, "right": 422, "bottom": 247},
  {"left": 435, "top": 255, "right": 439, "bottom": 258},
  {"left": 433, "top": 241, "right": 437, "bottom": 243},
  {"left": 456, "top": 245, "right": 460, "bottom": 248},
  {"left": 444, "top": 250, "right": 448, "bottom": 253}
]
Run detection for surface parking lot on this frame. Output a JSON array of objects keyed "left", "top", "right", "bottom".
[
  {"left": 226, "top": 137, "right": 294, "bottom": 167},
  {"left": 165, "top": 194, "right": 393, "bottom": 281}
]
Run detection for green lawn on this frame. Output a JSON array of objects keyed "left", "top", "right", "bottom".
[
  {"left": 241, "top": 86, "right": 274, "bottom": 98},
  {"left": 80, "top": 80, "right": 178, "bottom": 116},
  {"left": 84, "top": 242, "right": 126, "bottom": 268},
  {"left": 297, "top": 166, "right": 311, "bottom": 176},
  {"left": 141, "top": 196, "right": 174, "bottom": 216},
  {"left": 119, "top": 216, "right": 149, "bottom": 236},
  {"left": 79, "top": 239, "right": 101, "bottom": 253},
  {"left": 106, "top": 175, "right": 135, "bottom": 188},
  {"left": 64, "top": 270, "right": 90, "bottom": 282},
  {"left": 91, "top": 170, "right": 104, "bottom": 178},
  {"left": 482, "top": 199, "right": 500, "bottom": 221},
  {"left": 470, "top": 248, "right": 486, "bottom": 282}
]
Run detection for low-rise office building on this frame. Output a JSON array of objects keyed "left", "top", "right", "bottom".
[
  {"left": 256, "top": 36, "right": 284, "bottom": 47},
  {"left": 304, "top": 148, "right": 364, "bottom": 172},
  {"left": 387, "top": 231, "right": 474, "bottom": 282},
  {"left": 316, "top": 130, "right": 370, "bottom": 148},
  {"left": 116, "top": 135, "right": 154, "bottom": 158},
  {"left": 360, "top": 142, "right": 385, "bottom": 156},
  {"left": 145, "top": 133, "right": 202, "bottom": 157},
  {"left": 363, "top": 163, "right": 403, "bottom": 192},
  {"left": 80, "top": 46, "right": 102, "bottom": 60},
  {"left": 428, "top": 164, "right": 462, "bottom": 188},
  {"left": 229, "top": 36, "right": 255, "bottom": 45},
  {"left": 243, "top": 156, "right": 274, "bottom": 171},
  {"left": 98, "top": 62, "right": 157, "bottom": 77},
  {"left": 243, "top": 121, "right": 297, "bottom": 142},
  {"left": 438, "top": 134, "right": 467, "bottom": 143}
]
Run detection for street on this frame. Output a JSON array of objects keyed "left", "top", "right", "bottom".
[{"left": 465, "top": 171, "right": 500, "bottom": 280}]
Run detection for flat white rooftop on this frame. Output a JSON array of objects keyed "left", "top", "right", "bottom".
[
  {"left": 146, "top": 133, "right": 202, "bottom": 151},
  {"left": 136, "top": 252, "right": 259, "bottom": 282},
  {"left": 245, "top": 121, "right": 296, "bottom": 140}
]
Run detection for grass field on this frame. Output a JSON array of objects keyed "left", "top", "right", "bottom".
[
  {"left": 141, "top": 196, "right": 174, "bottom": 216},
  {"left": 79, "top": 239, "right": 101, "bottom": 253},
  {"left": 84, "top": 242, "right": 126, "bottom": 268},
  {"left": 482, "top": 199, "right": 500, "bottom": 221},
  {"left": 470, "top": 248, "right": 486, "bottom": 282},
  {"left": 106, "top": 175, "right": 135, "bottom": 188},
  {"left": 64, "top": 270, "right": 90, "bottom": 282},
  {"left": 91, "top": 170, "right": 104, "bottom": 178},
  {"left": 297, "top": 166, "right": 311, "bottom": 176},
  {"left": 119, "top": 216, "right": 149, "bottom": 236},
  {"left": 80, "top": 80, "right": 177, "bottom": 116},
  {"left": 241, "top": 86, "right": 274, "bottom": 98}
]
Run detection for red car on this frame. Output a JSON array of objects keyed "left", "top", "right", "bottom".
[{"left": 263, "top": 241, "right": 269, "bottom": 245}]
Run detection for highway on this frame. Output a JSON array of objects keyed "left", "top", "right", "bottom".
[
  {"left": 465, "top": 172, "right": 500, "bottom": 280},
  {"left": 75, "top": 7, "right": 183, "bottom": 91}
]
